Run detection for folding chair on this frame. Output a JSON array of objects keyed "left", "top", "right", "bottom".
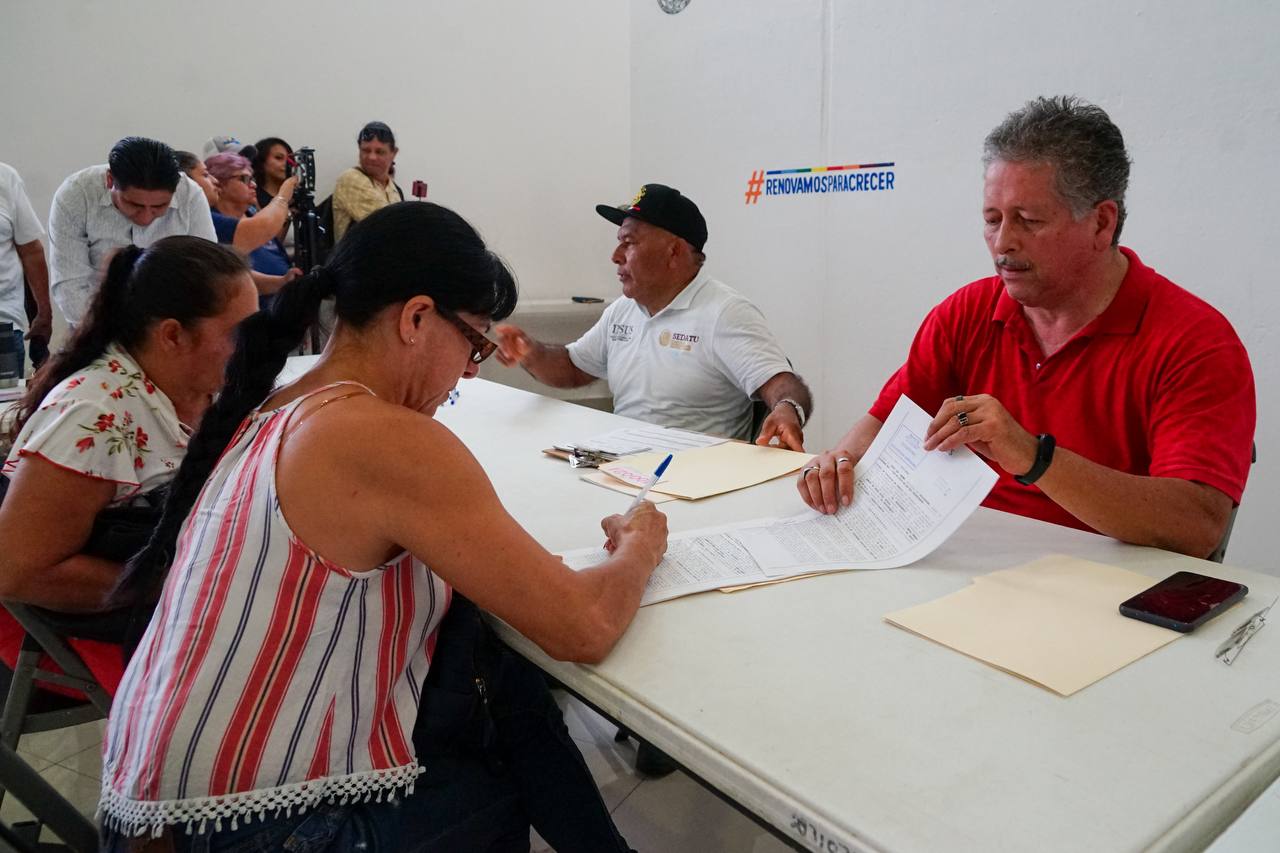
[{"left": 0, "top": 604, "right": 127, "bottom": 853}]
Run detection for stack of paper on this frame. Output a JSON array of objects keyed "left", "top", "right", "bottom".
[
  {"left": 569, "top": 425, "right": 726, "bottom": 457},
  {"left": 562, "top": 397, "right": 999, "bottom": 605},
  {"left": 884, "top": 556, "right": 1182, "bottom": 696}
]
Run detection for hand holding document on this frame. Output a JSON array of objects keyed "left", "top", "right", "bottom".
[{"left": 562, "top": 396, "right": 998, "bottom": 605}]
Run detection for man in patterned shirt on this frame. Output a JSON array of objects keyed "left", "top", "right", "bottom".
[{"left": 48, "top": 137, "right": 216, "bottom": 327}]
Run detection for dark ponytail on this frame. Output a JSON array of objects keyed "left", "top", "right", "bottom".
[
  {"left": 116, "top": 201, "right": 517, "bottom": 614},
  {"left": 7, "top": 237, "right": 248, "bottom": 442}
]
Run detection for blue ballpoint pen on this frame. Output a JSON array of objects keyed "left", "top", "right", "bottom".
[{"left": 627, "top": 454, "right": 673, "bottom": 511}]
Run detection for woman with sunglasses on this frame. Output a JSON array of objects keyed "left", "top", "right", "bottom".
[
  {"left": 205, "top": 151, "right": 301, "bottom": 306},
  {"left": 100, "top": 201, "right": 666, "bottom": 851},
  {"left": 332, "top": 120, "right": 404, "bottom": 242}
]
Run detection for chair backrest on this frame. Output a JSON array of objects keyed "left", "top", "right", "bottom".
[{"left": 1207, "top": 442, "right": 1257, "bottom": 564}]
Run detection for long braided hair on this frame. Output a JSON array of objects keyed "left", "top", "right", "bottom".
[{"left": 114, "top": 201, "right": 517, "bottom": 613}]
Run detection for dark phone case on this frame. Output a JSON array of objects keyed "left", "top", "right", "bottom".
[{"left": 1119, "top": 579, "right": 1248, "bottom": 632}]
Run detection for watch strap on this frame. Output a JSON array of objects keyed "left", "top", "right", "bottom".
[
  {"left": 1014, "top": 433, "right": 1056, "bottom": 486},
  {"left": 775, "top": 398, "right": 806, "bottom": 428}
]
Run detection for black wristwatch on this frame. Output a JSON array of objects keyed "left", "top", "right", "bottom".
[{"left": 1014, "top": 433, "right": 1056, "bottom": 486}]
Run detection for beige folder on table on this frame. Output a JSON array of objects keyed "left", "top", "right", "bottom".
[
  {"left": 578, "top": 471, "right": 680, "bottom": 504},
  {"left": 884, "top": 555, "right": 1182, "bottom": 696},
  {"left": 598, "top": 442, "right": 811, "bottom": 500}
]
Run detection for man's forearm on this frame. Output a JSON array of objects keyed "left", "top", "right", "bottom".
[
  {"left": 17, "top": 242, "right": 50, "bottom": 313},
  {"left": 50, "top": 274, "right": 94, "bottom": 326},
  {"left": 522, "top": 342, "right": 596, "bottom": 389},
  {"left": 1036, "top": 449, "right": 1231, "bottom": 558},
  {"left": 758, "top": 372, "right": 814, "bottom": 421}
]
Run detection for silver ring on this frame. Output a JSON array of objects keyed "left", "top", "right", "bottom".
[
  {"left": 835, "top": 456, "right": 851, "bottom": 465},
  {"left": 956, "top": 411, "right": 969, "bottom": 427},
  {"left": 801, "top": 465, "right": 819, "bottom": 477}
]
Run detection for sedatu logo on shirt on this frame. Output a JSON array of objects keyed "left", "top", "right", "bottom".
[
  {"left": 609, "top": 323, "right": 635, "bottom": 343},
  {"left": 658, "top": 329, "right": 700, "bottom": 352}
]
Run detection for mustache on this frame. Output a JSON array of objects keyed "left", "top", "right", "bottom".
[{"left": 995, "top": 256, "right": 1031, "bottom": 271}]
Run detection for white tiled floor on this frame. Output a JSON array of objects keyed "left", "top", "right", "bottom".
[
  {"left": 0, "top": 717, "right": 104, "bottom": 836},
  {"left": 5, "top": 700, "right": 793, "bottom": 851}
]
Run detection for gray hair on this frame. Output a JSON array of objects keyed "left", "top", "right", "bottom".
[{"left": 983, "top": 95, "right": 1131, "bottom": 244}]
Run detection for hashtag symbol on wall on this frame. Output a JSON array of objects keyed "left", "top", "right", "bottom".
[{"left": 744, "top": 170, "right": 764, "bottom": 205}]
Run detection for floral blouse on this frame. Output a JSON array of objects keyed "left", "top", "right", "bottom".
[{"left": 2, "top": 344, "right": 189, "bottom": 505}]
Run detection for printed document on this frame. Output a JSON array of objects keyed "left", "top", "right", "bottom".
[
  {"left": 561, "top": 396, "right": 998, "bottom": 605},
  {"left": 570, "top": 425, "right": 726, "bottom": 457}
]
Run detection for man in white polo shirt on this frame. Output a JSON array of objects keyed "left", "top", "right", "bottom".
[{"left": 496, "top": 183, "right": 812, "bottom": 450}]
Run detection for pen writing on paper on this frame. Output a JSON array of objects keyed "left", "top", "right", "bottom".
[{"left": 627, "top": 453, "right": 673, "bottom": 512}]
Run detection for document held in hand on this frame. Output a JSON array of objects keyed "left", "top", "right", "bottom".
[{"left": 561, "top": 396, "right": 999, "bottom": 605}]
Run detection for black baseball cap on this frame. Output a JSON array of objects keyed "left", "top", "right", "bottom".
[{"left": 595, "top": 183, "right": 708, "bottom": 252}]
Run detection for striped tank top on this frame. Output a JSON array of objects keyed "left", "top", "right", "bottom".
[{"left": 100, "top": 383, "right": 450, "bottom": 836}]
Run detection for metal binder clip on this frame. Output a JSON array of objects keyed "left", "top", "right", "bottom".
[
  {"left": 1215, "top": 596, "right": 1277, "bottom": 666},
  {"left": 561, "top": 447, "right": 620, "bottom": 469}
]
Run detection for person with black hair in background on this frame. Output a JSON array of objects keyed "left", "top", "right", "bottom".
[
  {"left": 251, "top": 136, "right": 298, "bottom": 261},
  {"left": 99, "top": 201, "right": 664, "bottom": 852},
  {"left": 332, "top": 120, "right": 403, "bottom": 241},
  {"left": 251, "top": 136, "right": 294, "bottom": 211},
  {"left": 48, "top": 137, "right": 217, "bottom": 327},
  {"left": 175, "top": 150, "right": 220, "bottom": 207},
  {"left": 0, "top": 237, "right": 256, "bottom": 696}
]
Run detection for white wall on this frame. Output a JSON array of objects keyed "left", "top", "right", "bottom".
[
  {"left": 630, "top": 0, "right": 1280, "bottom": 572},
  {"left": 1, "top": 0, "right": 630, "bottom": 306}
]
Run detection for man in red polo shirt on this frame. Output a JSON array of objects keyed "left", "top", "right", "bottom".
[{"left": 799, "top": 96, "right": 1254, "bottom": 559}]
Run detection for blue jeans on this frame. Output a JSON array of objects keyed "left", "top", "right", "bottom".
[{"left": 100, "top": 798, "right": 403, "bottom": 852}]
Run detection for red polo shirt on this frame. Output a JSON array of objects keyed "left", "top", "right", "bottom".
[{"left": 869, "top": 248, "right": 1255, "bottom": 534}]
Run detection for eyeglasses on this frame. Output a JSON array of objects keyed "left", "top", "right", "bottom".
[
  {"left": 232, "top": 174, "right": 255, "bottom": 185},
  {"left": 1216, "top": 596, "right": 1276, "bottom": 665},
  {"left": 437, "top": 308, "right": 497, "bottom": 364}
]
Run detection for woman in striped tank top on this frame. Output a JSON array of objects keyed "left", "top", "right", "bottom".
[{"left": 100, "top": 202, "right": 668, "bottom": 851}]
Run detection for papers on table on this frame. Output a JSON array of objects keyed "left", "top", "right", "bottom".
[
  {"left": 600, "top": 442, "right": 811, "bottom": 500},
  {"left": 569, "top": 425, "right": 726, "bottom": 457},
  {"left": 884, "top": 556, "right": 1183, "bottom": 696},
  {"left": 562, "top": 396, "right": 998, "bottom": 604}
]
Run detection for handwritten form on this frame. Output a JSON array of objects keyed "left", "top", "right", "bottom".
[{"left": 561, "top": 397, "right": 999, "bottom": 605}]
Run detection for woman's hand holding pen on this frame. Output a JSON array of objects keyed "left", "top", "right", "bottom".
[{"left": 601, "top": 502, "right": 668, "bottom": 568}]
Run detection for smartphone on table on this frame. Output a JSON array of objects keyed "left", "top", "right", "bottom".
[{"left": 1119, "top": 571, "right": 1248, "bottom": 632}]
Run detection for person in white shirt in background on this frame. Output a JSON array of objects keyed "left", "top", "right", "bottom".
[
  {"left": 495, "top": 183, "right": 813, "bottom": 451},
  {"left": 0, "top": 162, "right": 51, "bottom": 368},
  {"left": 48, "top": 137, "right": 216, "bottom": 327}
]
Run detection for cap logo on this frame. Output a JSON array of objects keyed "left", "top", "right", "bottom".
[{"left": 628, "top": 186, "right": 647, "bottom": 209}]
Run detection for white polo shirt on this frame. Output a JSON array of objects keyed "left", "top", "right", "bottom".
[
  {"left": 567, "top": 273, "right": 792, "bottom": 439},
  {"left": 0, "top": 163, "right": 44, "bottom": 331}
]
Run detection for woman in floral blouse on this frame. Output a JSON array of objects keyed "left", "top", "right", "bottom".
[{"left": 0, "top": 235, "right": 257, "bottom": 693}]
